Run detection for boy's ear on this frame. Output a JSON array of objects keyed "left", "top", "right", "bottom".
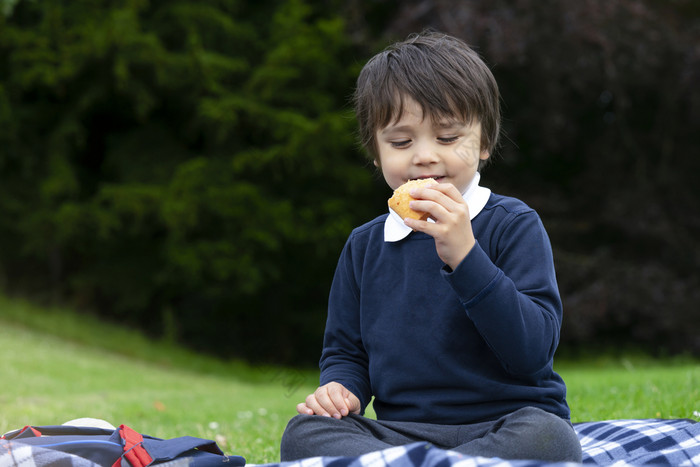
[
  {"left": 373, "top": 158, "right": 380, "bottom": 167},
  {"left": 479, "top": 150, "right": 490, "bottom": 161}
]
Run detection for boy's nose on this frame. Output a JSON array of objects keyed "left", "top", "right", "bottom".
[{"left": 412, "top": 143, "right": 439, "bottom": 165}]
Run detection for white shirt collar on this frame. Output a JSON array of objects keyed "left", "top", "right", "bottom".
[{"left": 384, "top": 172, "right": 491, "bottom": 242}]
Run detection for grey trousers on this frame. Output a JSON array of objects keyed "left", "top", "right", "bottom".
[{"left": 280, "top": 406, "right": 582, "bottom": 463}]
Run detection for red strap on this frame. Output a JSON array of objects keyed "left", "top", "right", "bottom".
[
  {"left": 14, "top": 426, "right": 42, "bottom": 439},
  {"left": 111, "top": 425, "right": 153, "bottom": 467},
  {"left": 24, "top": 426, "right": 42, "bottom": 438},
  {"left": 1, "top": 426, "right": 41, "bottom": 440}
]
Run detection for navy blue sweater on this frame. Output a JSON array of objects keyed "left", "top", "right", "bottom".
[{"left": 319, "top": 193, "right": 570, "bottom": 424}]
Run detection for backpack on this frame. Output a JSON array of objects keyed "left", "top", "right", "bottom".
[{"left": 1, "top": 424, "right": 246, "bottom": 467}]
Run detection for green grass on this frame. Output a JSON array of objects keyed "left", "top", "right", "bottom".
[
  {"left": 558, "top": 356, "right": 700, "bottom": 421},
  {"left": 1, "top": 295, "right": 698, "bottom": 463},
  {"left": 0, "top": 296, "right": 319, "bottom": 464}
]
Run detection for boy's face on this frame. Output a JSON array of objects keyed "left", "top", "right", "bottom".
[{"left": 374, "top": 97, "right": 489, "bottom": 194}]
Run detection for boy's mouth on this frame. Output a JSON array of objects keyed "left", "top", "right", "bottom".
[{"left": 412, "top": 176, "right": 445, "bottom": 182}]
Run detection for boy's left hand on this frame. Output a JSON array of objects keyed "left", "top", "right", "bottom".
[{"left": 403, "top": 183, "right": 475, "bottom": 270}]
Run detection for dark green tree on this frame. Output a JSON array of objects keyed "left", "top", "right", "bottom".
[{"left": 0, "top": 0, "right": 385, "bottom": 363}]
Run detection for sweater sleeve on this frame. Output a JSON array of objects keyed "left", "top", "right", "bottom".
[
  {"left": 441, "top": 210, "right": 562, "bottom": 376},
  {"left": 318, "top": 237, "right": 372, "bottom": 412}
]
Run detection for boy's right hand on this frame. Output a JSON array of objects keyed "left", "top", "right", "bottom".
[{"left": 296, "top": 382, "right": 361, "bottom": 419}]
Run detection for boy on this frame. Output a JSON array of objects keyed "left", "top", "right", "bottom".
[{"left": 280, "top": 31, "right": 582, "bottom": 463}]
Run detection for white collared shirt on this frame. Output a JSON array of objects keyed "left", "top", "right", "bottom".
[{"left": 384, "top": 172, "right": 492, "bottom": 242}]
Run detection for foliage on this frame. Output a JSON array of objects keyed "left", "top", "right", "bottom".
[
  {"left": 357, "top": 0, "right": 700, "bottom": 355},
  {"left": 1, "top": 0, "right": 699, "bottom": 362},
  {"left": 0, "top": 0, "right": 386, "bottom": 363}
]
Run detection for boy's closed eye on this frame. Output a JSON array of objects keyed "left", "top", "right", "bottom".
[
  {"left": 437, "top": 136, "right": 459, "bottom": 144},
  {"left": 390, "top": 140, "right": 412, "bottom": 148},
  {"left": 390, "top": 136, "right": 459, "bottom": 148}
]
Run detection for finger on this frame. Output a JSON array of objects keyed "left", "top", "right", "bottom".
[
  {"left": 304, "top": 393, "right": 331, "bottom": 417},
  {"left": 425, "top": 182, "right": 464, "bottom": 202},
  {"left": 404, "top": 207, "right": 465, "bottom": 241},
  {"left": 347, "top": 393, "right": 362, "bottom": 414},
  {"left": 328, "top": 385, "right": 351, "bottom": 417},
  {"left": 408, "top": 199, "right": 446, "bottom": 221},
  {"left": 311, "top": 388, "right": 342, "bottom": 418},
  {"left": 410, "top": 184, "right": 463, "bottom": 210},
  {"left": 411, "top": 185, "right": 470, "bottom": 225},
  {"left": 296, "top": 402, "right": 314, "bottom": 415},
  {"left": 403, "top": 215, "right": 441, "bottom": 235}
]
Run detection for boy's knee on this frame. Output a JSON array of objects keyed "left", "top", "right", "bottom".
[
  {"left": 280, "top": 415, "right": 308, "bottom": 461},
  {"left": 280, "top": 414, "right": 335, "bottom": 461},
  {"left": 511, "top": 407, "right": 582, "bottom": 462}
]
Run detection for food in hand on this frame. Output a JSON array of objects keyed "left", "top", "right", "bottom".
[{"left": 388, "top": 178, "right": 437, "bottom": 220}]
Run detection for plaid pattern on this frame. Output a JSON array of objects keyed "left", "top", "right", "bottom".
[
  {"left": 274, "top": 442, "right": 580, "bottom": 467},
  {"left": 2, "top": 419, "right": 698, "bottom": 466},
  {"left": 0, "top": 439, "right": 197, "bottom": 466},
  {"left": 576, "top": 418, "right": 700, "bottom": 465},
  {"left": 272, "top": 419, "right": 700, "bottom": 467},
  {"left": 0, "top": 439, "right": 98, "bottom": 466}
]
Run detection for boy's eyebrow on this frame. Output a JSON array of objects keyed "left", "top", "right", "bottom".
[
  {"left": 380, "top": 125, "right": 413, "bottom": 135},
  {"left": 433, "top": 120, "right": 466, "bottom": 129},
  {"left": 381, "top": 121, "right": 466, "bottom": 134},
  {"left": 380, "top": 120, "right": 475, "bottom": 135}
]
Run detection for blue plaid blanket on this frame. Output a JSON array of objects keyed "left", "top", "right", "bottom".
[
  {"left": 576, "top": 418, "right": 700, "bottom": 465},
  {"left": 0, "top": 439, "right": 97, "bottom": 466},
  {"left": 269, "top": 419, "right": 700, "bottom": 467},
  {"left": 1, "top": 419, "right": 699, "bottom": 466}
]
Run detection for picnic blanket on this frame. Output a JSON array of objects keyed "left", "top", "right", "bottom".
[
  {"left": 1, "top": 418, "right": 699, "bottom": 466},
  {"left": 269, "top": 418, "right": 700, "bottom": 467}
]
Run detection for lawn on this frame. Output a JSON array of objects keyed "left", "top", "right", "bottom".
[{"left": 1, "top": 295, "right": 698, "bottom": 464}]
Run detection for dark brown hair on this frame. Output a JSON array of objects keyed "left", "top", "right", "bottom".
[{"left": 353, "top": 31, "right": 501, "bottom": 162}]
